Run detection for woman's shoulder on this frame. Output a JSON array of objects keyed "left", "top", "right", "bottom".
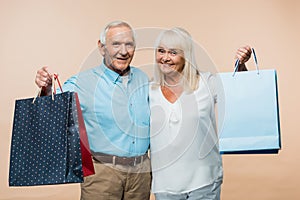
[
  {"left": 199, "top": 71, "right": 216, "bottom": 79},
  {"left": 149, "top": 81, "right": 160, "bottom": 91},
  {"left": 199, "top": 71, "right": 217, "bottom": 86}
]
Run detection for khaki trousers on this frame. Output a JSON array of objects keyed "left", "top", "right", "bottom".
[{"left": 81, "top": 156, "right": 151, "bottom": 200}]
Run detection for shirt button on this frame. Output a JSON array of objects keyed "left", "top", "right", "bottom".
[{"left": 132, "top": 141, "right": 135, "bottom": 144}]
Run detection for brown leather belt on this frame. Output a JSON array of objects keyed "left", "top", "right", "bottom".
[{"left": 92, "top": 152, "right": 148, "bottom": 166}]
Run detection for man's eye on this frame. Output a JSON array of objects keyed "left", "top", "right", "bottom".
[
  {"left": 157, "top": 49, "right": 165, "bottom": 53},
  {"left": 126, "top": 43, "right": 135, "bottom": 48},
  {"left": 112, "top": 43, "right": 120, "bottom": 47}
]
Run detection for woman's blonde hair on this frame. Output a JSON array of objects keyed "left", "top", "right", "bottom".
[{"left": 153, "top": 27, "right": 200, "bottom": 92}]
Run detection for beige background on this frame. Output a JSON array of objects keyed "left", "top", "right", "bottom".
[{"left": 1, "top": 0, "right": 299, "bottom": 199}]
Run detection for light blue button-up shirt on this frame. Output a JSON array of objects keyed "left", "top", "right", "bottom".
[{"left": 61, "top": 63, "right": 150, "bottom": 157}]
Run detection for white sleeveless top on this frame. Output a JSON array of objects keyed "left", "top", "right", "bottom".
[{"left": 150, "top": 72, "right": 223, "bottom": 194}]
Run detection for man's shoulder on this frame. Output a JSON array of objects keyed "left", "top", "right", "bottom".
[
  {"left": 79, "top": 65, "right": 102, "bottom": 75},
  {"left": 64, "top": 66, "right": 102, "bottom": 84},
  {"left": 69, "top": 65, "right": 103, "bottom": 80}
]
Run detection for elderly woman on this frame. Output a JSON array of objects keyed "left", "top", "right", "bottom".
[{"left": 149, "top": 27, "right": 251, "bottom": 200}]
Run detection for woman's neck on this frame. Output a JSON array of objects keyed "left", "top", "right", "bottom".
[{"left": 164, "top": 74, "right": 183, "bottom": 87}]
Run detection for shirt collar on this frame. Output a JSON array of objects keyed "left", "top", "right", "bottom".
[{"left": 99, "top": 62, "right": 133, "bottom": 84}]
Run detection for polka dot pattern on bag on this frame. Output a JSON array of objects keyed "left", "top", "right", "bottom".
[{"left": 9, "top": 92, "right": 83, "bottom": 186}]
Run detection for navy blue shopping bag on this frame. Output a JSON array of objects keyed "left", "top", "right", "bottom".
[{"left": 9, "top": 77, "right": 94, "bottom": 186}]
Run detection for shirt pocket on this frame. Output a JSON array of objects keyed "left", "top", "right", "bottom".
[{"left": 133, "top": 100, "right": 150, "bottom": 127}]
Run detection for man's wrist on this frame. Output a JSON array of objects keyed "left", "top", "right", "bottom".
[{"left": 40, "top": 86, "right": 52, "bottom": 96}]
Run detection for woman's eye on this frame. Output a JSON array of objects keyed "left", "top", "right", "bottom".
[{"left": 170, "top": 51, "right": 177, "bottom": 55}]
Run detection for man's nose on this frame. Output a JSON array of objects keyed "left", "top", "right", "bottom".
[{"left": 119, "top": 44, "right": 128, "bottom": 55}]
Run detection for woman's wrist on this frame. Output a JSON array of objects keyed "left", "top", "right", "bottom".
[{"left": 238, "top": 63, "right": 248, "bottom": 71}]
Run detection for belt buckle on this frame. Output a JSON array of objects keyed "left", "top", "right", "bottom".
[{"left": 113, "top": 156, "right": 116, "bottom": 165}]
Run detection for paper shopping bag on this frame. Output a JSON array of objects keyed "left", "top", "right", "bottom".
[
  {"left": 9, "top": 90, "right": 94, "bottom": 186},
  {"left": 217, "top": 52, "right": 281, "bottom": 154},
  {"left": 74, "top": 93, "right": 95, "bottom": 177},
  {"left": 55, "top": 74, "right": 94, "bottom": 176}
]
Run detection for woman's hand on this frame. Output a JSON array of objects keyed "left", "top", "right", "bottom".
[{"left": 235, "top": 45, "right": 252, "bottom": 71}]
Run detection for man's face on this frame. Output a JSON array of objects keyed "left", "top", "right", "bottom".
[{"left": 99, "top": 26, "right": 135, "bottom": 74}]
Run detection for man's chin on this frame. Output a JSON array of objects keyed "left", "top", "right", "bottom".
[
  {"left": 109, "top": 63, "right": 130, "bottom": 75},
  {"left": 114, "top": 62, "right": 129, "bottom": 71}
]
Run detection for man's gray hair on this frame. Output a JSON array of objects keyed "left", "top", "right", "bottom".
[{"left": 99, "top": 21, "right": 136, "bottom": 44}]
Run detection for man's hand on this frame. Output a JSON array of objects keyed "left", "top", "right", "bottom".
[{"left": 35, "top": 66, "right": 53, "bottom": 95}]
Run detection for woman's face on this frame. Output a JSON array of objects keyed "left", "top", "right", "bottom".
[{"left": 156, "top": 44, "right": 185, "bottom": 76}]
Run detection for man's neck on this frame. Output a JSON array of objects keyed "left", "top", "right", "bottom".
[
  {"left": 104, "top": 61, "right": 130, "bottom": 76},
  {"left": 118, "top": 66, "right": 130, "bottom": 76}
]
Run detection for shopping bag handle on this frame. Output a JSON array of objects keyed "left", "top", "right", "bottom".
[
  {"left": 233, "top": 48, "right": 259, "bottom": 76},
  {"left": 53, "top": 74, "right": 63, "bottom": 94},
  {"left": 32, "top": 73, "right": 63, "bottom": 103}
]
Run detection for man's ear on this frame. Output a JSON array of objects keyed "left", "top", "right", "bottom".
[{"left": 98, "top": 40, "right": 105, "bottom": 56}]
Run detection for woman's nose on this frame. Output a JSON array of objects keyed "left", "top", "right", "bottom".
[{"left": 162, "top": 53, "right": 170, "bottom": 62}]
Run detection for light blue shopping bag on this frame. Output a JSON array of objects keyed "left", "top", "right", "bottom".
[{"left": 218, "top": 49, "right": 281, "bottom": 154}]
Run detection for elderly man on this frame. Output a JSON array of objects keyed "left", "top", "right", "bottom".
[{"left": 35, "top": 21, "right": 151, "bottom": 200}]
